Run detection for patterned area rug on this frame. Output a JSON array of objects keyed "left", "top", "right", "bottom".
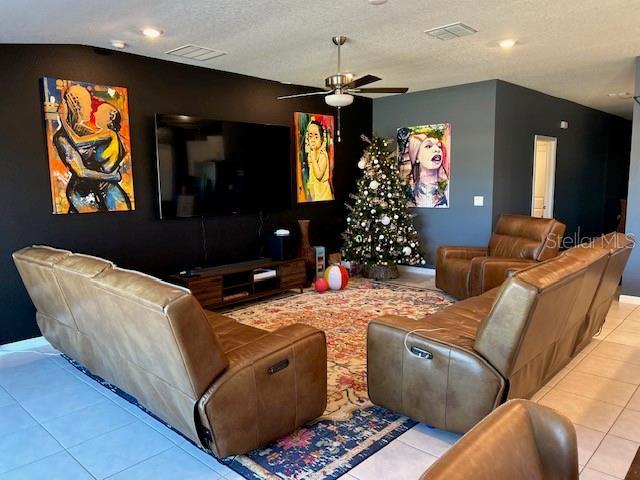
[{"left": 222, "top": 278, "right": 454, "bottom": 479}]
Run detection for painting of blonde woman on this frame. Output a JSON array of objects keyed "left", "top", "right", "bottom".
[
  {"left": 397, "top": 123, "right": 451, "bottom": 208},
  {"left": 295, "top": 112, "right": 335, "bottom": 203},
  {"left": 42, "top": 77, "right": 135, "bottom": 214}
]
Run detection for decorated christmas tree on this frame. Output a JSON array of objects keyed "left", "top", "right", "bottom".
[{"left": 341, "top": 135, "right": 425, "bottom": 276}]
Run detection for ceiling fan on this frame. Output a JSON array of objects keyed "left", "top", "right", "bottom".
[{"left": 277, "top": 35, "right": 409, "bottom": 108}]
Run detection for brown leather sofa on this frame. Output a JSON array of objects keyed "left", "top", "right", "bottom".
[
  {"left": 419, "top": 400, "right": 579, "bottom": 480},
  {"left": 13, "top": 246, "right": 327, "bottom": 457},
  {"left": 368, "top": 232, "right": 633, "bottom": 433},
  {"left": 436, "top": 214, "right": 566, "bottom": 299},
  {"left": 573, "top": 232, "right": 635, "bottom": 352}
]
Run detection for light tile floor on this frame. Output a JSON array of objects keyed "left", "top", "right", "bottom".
[
  {"left": 0, "top": 339, "right": 237, "bottom": 480},
  {"left": 1, "top": 276, "right": 639, "bottom": 479},
  {"left": 343, "top": 295, "right": 640, "bottom": 480}
]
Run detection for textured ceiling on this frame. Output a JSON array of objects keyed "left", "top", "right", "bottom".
[{"left": 1, "top": 0, "right": 638, "bottom": 118}]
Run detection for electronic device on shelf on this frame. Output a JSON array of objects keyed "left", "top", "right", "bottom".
[
  {"left": 314, "top": 246, "right": 326, "bottom": 280},
  {"left": 253, "top": 268, "right": 277, "bottom": 282},
  {"left": 178, "top": 269, "right": 200, "bottom": 278},
  {"left": 154, "top": 114, "right": 291, "bottom": 219},
  {"left": 267, "top": 229, "right": 293, "bottom": 260}
]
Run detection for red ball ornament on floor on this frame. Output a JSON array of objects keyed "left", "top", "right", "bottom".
[
  {"left": 314, "top": 278, "right": 329, "bottom": 293},
  {"left": 324, "top": 264, "right": 349, "bottom": 290}
]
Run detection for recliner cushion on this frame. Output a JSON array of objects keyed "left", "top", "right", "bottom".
[
  {"left": 454, "top": 287, "right": 500, "bottom": 316},
  {"left": 404, "top": 288, "right": 499, "bottom": 351},
  {"left": 90, "top": 266, "right": 229, "bottom": 397},
  {"left": 205, "top": 311, "right": 269, "bottom": 352},
  {"left": 12, "top": 246, "right": 74, "bottom": 329},
  {"left": 489, "top": 215, "right": 561, "bottom": 261},
  {"left": 415, "top": 311, "right": 480, "bottom": 351},
  {"left": 53, "top": 253, "right": 114, "bottom": 337}
]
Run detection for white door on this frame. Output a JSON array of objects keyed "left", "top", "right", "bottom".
[{"left": 531, "top": 136, "right": 557, "bottom": 218}]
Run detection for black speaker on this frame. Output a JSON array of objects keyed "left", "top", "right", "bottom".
[{"left": 267, "top": 234, "right": 293, "bottom": 260}]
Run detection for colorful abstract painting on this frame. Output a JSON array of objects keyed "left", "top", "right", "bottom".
[
  {"left": 42, "top": 77, "right": 135, "bottom": 214},
  {"left": 397, "top": 123, "right": 451, "bottom": 208},
  {"left": 295, "top": 112, "right": 335, "bottom": 203}
]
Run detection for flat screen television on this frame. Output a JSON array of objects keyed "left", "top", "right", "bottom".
[{"left": 155, "top": 114, "right": 291, "bottom": 218}]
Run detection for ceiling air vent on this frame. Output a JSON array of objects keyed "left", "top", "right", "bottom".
[
  {"left": 165, "top": 44, "right": 227, "bottom": 61},
  {"left": 424, "top": 22, "right": 477, "bottom": 40}
]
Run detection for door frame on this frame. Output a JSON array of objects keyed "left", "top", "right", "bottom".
[{"left": 531, "top": 135, "right": 557, "bottom": 218}]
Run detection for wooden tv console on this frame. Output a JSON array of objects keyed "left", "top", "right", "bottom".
[{"left": 168, "top": 258, "right": 306, "bottom": 309}]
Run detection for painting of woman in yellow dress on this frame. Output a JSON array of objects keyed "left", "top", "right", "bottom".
[{"left": 295, "top": 112, "right": 334, "bottom": 203}]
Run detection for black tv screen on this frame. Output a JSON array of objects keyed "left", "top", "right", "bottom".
[{"left": 155, "top": 114, "right": 291, "bottom": 218}]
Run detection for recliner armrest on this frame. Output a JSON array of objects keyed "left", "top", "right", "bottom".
[
  {"left": 197, "top": 323, "right": 327, "bottom": 457},
  {"left": 469, "top": 257, "right": 537, "bottom": 297},
  {"left": 527, "top": 400, "right": 579, "bottom": 479},
  {"left": 437, "top": 245, "right": 488, "bottom": 262},
  {"left": 436, "top": 246, "right": 489, "bottom": 299},
  {"left": 368, "top": 315, "right": 505, "bottom": 433},
  {"left": 419, "top": 400, "right": 578, "bottom": 480},
  {"left": 218, "top": 323, "right": 320, "bottom": 359}
]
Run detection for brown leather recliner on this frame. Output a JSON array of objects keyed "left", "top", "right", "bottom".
[
  {"left": 419, "top": 400, "right": 579, "bottom": 480},
  {"left": 13, "top": 246, "right": 327, "bottom": 458},
  {"left": 368, "top": 232, "right": 633, "bottom": 433},
  {"left": 436, "top": 214, "right": 566, "bottom": 299}
]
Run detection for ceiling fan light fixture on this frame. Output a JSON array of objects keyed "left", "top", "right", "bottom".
[{"left": 325, "top": 93, "right": 354, "bottom": 108}]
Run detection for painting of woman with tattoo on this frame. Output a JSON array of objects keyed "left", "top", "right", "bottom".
[{"left": 397, "top": 123, "right": 451, "bottom": 208}]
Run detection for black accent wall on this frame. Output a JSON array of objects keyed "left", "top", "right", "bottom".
[
  {"left": 0, "top": 44, "right": 372, "bottom": 344},
  {"left": 493, "top": 80, "right": 631, "bottom": 242}
]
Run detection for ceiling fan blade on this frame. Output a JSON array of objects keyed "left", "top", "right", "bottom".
[
  {"left": 349, "top": 87, "right": 409, "bottom": 94},
  {"left": 277, "top": 91, "right": 329, "bottom": 100},
  {"left": 343, "top": 74, "right": 381, "bottom": 89}
]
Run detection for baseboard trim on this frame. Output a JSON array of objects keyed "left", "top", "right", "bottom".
[
  {"left": 398, "top": 265, "right": 435, "bottom": 276},
  {"left": 619, "top": 294, "right": 640, "bottom": 305},
  {"left": 1, "top": 335, "right": 47, "bottom": 349}
]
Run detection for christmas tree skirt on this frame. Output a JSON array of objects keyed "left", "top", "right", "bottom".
[
  {"left": 379, "top": 270, "right": 437, "bottom": 290},
  {"left": 220, "top": 278, "right": 454, "bottom": 479}
]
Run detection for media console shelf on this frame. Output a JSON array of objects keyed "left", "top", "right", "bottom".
[{"left": 168, "top": 258, "right": 306, "bottom": 309}]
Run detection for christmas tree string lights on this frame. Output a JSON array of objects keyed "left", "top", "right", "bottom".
[{"left": 341, "top": 135, "right": 426, "bottom": 270}]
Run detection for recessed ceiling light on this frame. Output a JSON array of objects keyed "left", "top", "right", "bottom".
[
  {"left": 142, "top": 27, "right": 162, "bottom": 39},
  {"left": 498, "top": 38, "right": 517, "bottom": 49},
  {"left": 368, "top": 0, "right": 388, "bottom": 4},
  {"left": 110, "top": 40, "right": 127, "bottom": 49}
]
